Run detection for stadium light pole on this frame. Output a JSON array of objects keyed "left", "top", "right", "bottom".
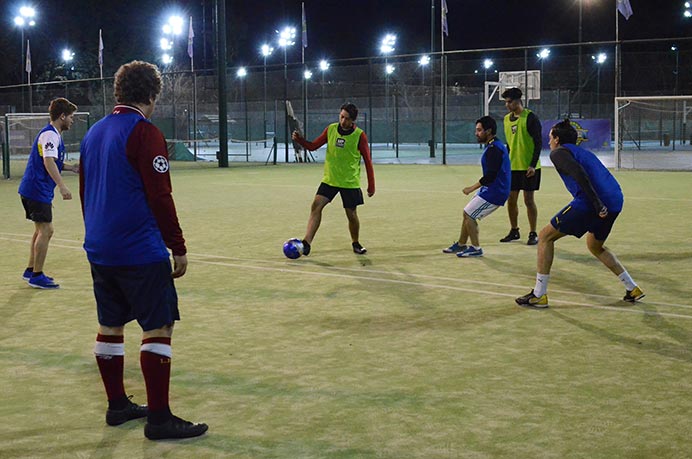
[
  {"left": 419, "top": 54, "right": 430, "bottom": 86},
  {"left": 303, "top": 69, "right": 312, "bottom": 138},
  {"left": 14, "top": 6, "right": 36, "bottom": 111},
  {"left": 483, "top": 58, "right": 494, "bottom": 83},
  {"left": 671, "top": 45, "right": 679, "bottom": 96},
  {"left": 278, "top": 26, "right": 296, "bottom": 162},
  {"left": 536, "top": 48, "right": 550, "bottom": 83},
  {"left": 237, "top": 67, "right": 249, "bottom": 159},
  {"left": 261, "top": 43, "right": 274, "bottom": 147},
  {"left": 592, "top": 53, "right": 607, "bottom": 118},
  {"left": 319, "top": 59, "right": 329, "bottom": 110},
  {"left": 380, "top": 34, "right": 396, "bottom": 149},
  {"left": 162, "top": 15, "right": 183, "bottom": 140}
]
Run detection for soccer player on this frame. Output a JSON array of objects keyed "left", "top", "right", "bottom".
[
  {"left": 80, "top": 61, "right": 208, "bottom": 440},
  {"left": 515, "top": 119, "right": 644, "bottom": 308},
  {"left": 442, "top": 116, "right": 511, "bottom": 258},
  {"left": 292, "top": 102, "right": 375, "bottom": 255},
  {"left": 500, "top": 87, "right": 542, "bottom": 246},
  {"left": 18, "top": 98, "right": 79, "bottom": 289}
]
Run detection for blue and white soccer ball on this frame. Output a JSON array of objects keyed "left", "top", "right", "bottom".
[{"left": 282, "top": 238, "right": 304, "bottom": 259}]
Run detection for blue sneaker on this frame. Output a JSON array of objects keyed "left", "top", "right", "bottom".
[
  {"left": 23, "top": 270, "right": 54, "bottom": 282},
  {"left": 28, "top": 273, "right": 60, "bottom": 289},
  {"left": 456, "top": 246, "right": 483, "bottom": 258},
  {"left": 442, "top": 242, "right": 467, "bottom": 254}
]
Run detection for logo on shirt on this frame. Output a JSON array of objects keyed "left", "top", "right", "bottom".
[
  {"left": 511, "top": 125, "right": 518, "bottom": 135},
  {"left": 45, "top": 141, "right": 55, "bottom": 151},
  {"left": 153, "top": 155, "right": 169, "bottom": 173},
  {"left": 335, "top": 138, "right": 346, "bottom": 148}
]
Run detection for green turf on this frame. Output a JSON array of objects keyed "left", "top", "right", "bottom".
[{"left": 1, "top": 163, "right": 691, "bottom": 458}]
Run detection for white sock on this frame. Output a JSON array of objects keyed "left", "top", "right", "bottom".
[
  {"left": 618, "top": 271, "right": 637, "bottom": 290},
  {"left": 534, "top": 273, "right": 550, "bottom": 297}
]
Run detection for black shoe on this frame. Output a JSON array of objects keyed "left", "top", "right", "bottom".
[
  {"left": 500, "top": 228, "right": 520, "bottom": 243},
  {"left": 527, "top": 231, "right": 538, "bottom": 246},
  {"left": 352, "top": 242, "right": 367, "bottom": 254},
  {"left": 301, "top": 239, "right": 311, "bottom": 256},
  {"left": 144, "top": 414, "right": 209, "bottom": 440},
  {"left": 106, "top": 396, "right": 148, "bottom": 426}
]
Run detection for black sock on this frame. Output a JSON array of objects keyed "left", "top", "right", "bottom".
[
  {"left": 32, "top": 271, "right": 43, "bottom": 278},
  {"left": 108, "top": 394, "right": 129, "bottom": 411}
]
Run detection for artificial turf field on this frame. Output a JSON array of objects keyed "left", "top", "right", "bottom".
[{"left": 1, "top": 162, "right": 690, "bottom": 458}]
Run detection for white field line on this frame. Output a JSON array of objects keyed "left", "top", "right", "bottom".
[{"left": 2, "top": 234, "right": 691, "bottom": 319}]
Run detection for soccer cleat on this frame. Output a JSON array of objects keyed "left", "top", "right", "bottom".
[
  {"left": 623, "top": 286, "right": 645, "bottom": 302},
  {"left": 442, "top": 242, "right": 467, "bottom": 254},
  {"left": 515, "top": 290, "right": 549, "bottom": 308},
  {"left": 527, "top": 231, "right": 538, "bottom": 246},
  {"left": 456, "top": 246, "right": 483, "bottom": 258},
  {"left": 352, "top": 242, "right": 367, "bottom": 254},
  {"left": 500, "top": 228, "right": 521, "bottom": 243},
  {"left": 22, "top": 270, "right": 54, "bottom": 282},
  {"left": 28, "top": 273, "right": 60, "bottom": 289},
  {"left": 144, "top": 415, "right": 209, "bottom": 440},
  {"left": 106, "top": 396, "right": 148, "bottom": 426},
  {"left": 301, "top": 239, "right": 311, "bottom": 256}
]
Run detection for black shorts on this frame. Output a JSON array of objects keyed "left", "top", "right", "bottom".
[
  {"left": 550, "top": 204, "right": 619, "bottom": 241},
  {"left": 510, "top": 169, "right": 541, "bottom": 191},
  {"left": 317, "top": 182, "right": 364, "bottom": 209},
  {"left": 21, "top": 196, "right": 52, "bottom": 223},
  {"left": 91, "top": 260, "right": 180, "bottom": 332}
]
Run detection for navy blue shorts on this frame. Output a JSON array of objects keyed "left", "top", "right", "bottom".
[
  {"left": 317, "top": 182, "right": 364, "bottom": 208},
  {"left": 90, "top": 260, "right": 180, "bottom": 332},
  {"left": 550, "top": 204, "right": 619, "bottom": 241},
  {"left": 21, "top": 196, "right": 52, "bottom": 223},
  {"left": 510, "top": 169, "right": 541, "bottom": 191}
]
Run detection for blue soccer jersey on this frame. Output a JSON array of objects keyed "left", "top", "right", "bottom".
[
  {"left": 478, "top": 140, "right": 511, "bottom": 206},
  {"left": 18, "top": 124, "right": 65, "bottom": 203},
  {"left": 560, "top": 144, "right": 623, "bottom": 212}
]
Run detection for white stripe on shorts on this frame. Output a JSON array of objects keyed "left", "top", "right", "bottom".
[
  {"left": 94, "top": 341, "right": 125, "bottom": 357},
  {"left": 464, "top": 195, "right": 500, "bottom": 221},
  {"left": 140, "top": 343, "right": 173, "bottom": 358}
]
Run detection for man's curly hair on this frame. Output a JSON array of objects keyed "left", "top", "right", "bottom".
[{"left": 113, "top": 61, "right": 162, "bottom": 106}]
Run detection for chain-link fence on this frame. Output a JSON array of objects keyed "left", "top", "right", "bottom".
[{"left": 2, "top": 38, "right": 691, "bottom": 176}]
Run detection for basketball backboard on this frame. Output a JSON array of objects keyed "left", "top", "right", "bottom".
[{"left": 498, "top": 70, "right": 541, "bottom": 101}]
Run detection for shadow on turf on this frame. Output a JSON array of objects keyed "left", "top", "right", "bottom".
[{"left": 551, "top": 309, "right": 692, "bottom": 364}]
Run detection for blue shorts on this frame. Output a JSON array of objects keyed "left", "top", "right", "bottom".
[
  {"left": 317, "top": 182, "right": 364, "bottom": 209},
  {"left": 550, "top": 204, "right": 619, "bottom": 241},
  {"left": 90, "top": 260, "right": 180, "bottom": 331}
]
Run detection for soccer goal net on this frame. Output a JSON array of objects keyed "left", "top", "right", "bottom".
[
  {"left": 3, "top": 112, "right": 91, "bottom": 161},
  {"left": 614, "top": 96, "right": 692, "bottom": 170}
]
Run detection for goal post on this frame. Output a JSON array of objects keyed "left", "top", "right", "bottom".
[{"left": 614, "top": 96, "right": 692, "bottom": 170}]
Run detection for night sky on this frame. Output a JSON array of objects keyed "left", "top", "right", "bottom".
[{"left": 0, "top": 0, "right": 689, "bottom": 84}]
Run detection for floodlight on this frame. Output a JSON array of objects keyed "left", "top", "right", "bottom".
[
  {"left": 261, "top": 44, "right": 274, "bottom": 57},
  {"left": 419, "top": 55, "right": 431, "bottom": 66},
  {"left": 319, "top": 60, "right": 330, "bottom": 71},
  {"left": 380, "top": 34, "right": 397, "bottom": 55},
  {"left": 237, "top": 67, "right": 247, "bottom": 77},
  {"left": 304, "top": 70, "right": 312, "bottom": 79}
]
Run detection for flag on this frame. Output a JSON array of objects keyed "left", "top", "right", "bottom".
[
  {"left": 98, "top": 29, "right": 104, "bottom": 67},
  {"left": 25, "top": 40, "right": 31, "bottom": 74},
  {"left": 301, "top": 2, "right": 308, "bottom": 48},
  {"left": 617, "top": 0, "right": 633, "bottom": 20},
  {"left": 187, "top": 16, "right": 194, "bottom": 59},
  {"left": 442, "top": 0, "right": 449, "bottom": 36}
]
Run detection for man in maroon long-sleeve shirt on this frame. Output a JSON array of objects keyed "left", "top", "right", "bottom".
[{"left": 292, "top": 103, "right": 375, "bottom": 255}]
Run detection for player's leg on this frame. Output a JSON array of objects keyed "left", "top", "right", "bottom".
[
  {"left": 32, "top": 222, "right": 53, "bottom": 273},
  {"left": 464, "top": 212, "right": 480, "bottom": 247},
  {"left": 134, "top": 260, "right": 207, "bottom": 440},
  {"left": 341, "top": 188, "right": 367, "bottom": 254},
  {"left": 457, "top": 196, "right": 497, "bottom": 257},
  {"left": 586, "top": 215, "right": 644, "bottom": 301},
  {"left": 501, "top": 186, "right": 521, "bottom": 242},
  {"left": 523, "top": 190, "right": 539, "bottom": 244},
  {"left": 303, "top": 194, "right": 330, "bottom": 252},
  {"left": 91, "top": 262, "right": 147, "bottom": 426}
]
